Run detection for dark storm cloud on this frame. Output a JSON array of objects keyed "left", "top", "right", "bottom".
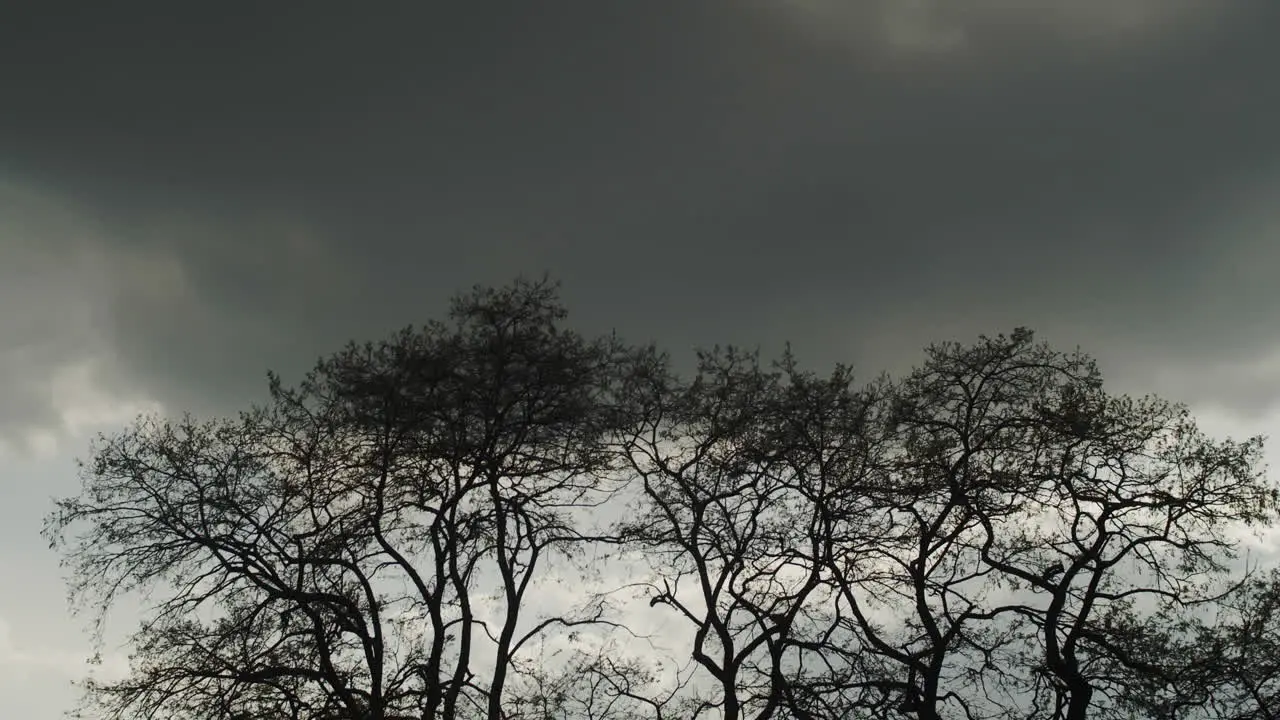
[{"left": 3, "top": 2, "right": 1280, "bottom": 431}]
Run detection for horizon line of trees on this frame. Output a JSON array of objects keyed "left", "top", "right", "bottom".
[{"left": 46, "top": 277, "right": 1280, "bottom": 720}]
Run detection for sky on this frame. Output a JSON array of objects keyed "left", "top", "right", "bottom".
[{"left": 2, "top": 2, "right": 1280, "bottom": 717}]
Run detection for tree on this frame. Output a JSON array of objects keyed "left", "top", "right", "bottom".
[
  {"left": 866, "top": 330, "right": 1276, "bottom": 720},
  {"left": 47, "top": 278, "right": 1280, "bottom": 720},
  {"left": 614, "top": 330, "right": 1279, "bottom": 720},
  {"left": 1113, "top": 569, "right": 1280, "bottom": 720},
  {"left": 615, "top": 346, "right": 892, "bottom": 720},
  {"left": 47, "top": 278, "right": 650, "bottom": 720}
]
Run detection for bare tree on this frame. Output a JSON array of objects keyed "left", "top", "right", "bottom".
[
  {"left": 1113, "top": 569, "right": 1280, "bottom": 720},
  {"left": 616, "top": 346, "right": 902, "bottom": 720},
  {"left": 46, "top": 277, "right": 1279, "bottom": 720},
  {"left": 46, "top": 278, "right": 646, "bottom": 720},
  {"left": 878, "top": 330, "right": 1277, "bottom": 720},
  {"left": 619, "top": 330, "right": 1278, "bottom": 720}
]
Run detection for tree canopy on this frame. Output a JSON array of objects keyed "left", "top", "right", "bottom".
[{"left": 47, "top": 278, "right": 1280, "bottom": 720}]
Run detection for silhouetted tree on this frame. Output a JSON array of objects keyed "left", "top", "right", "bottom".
[
  {"left": 47, "top": 279, "right": 649, "bottom": 720},
  {"left": 1111, "top": 569, "right": 1280, "bottom": 720},
  {"left": 903, "top": 331, "right": 1274, "bottom": 720},
  {"left": 613, "top": 330, "right": 1278, "bottom": 720},
  {"left": 46, "top": 279, "right": 1280, "bottom": 720},
  {"left": 616, "top": 347, "right": 892, "bottom": 720}
]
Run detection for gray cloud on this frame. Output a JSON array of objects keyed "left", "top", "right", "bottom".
[
  {"left": 4, "top": 9, "right": 1280, "bottom": 718},
  {"left": 2, "top": 2, "right": 1280, "bottom": 439},
  {"left": 0, "top": 180, "right": 123, "bottom": 453},
  {"left": 766, "top": 0, "right": 1221, "bottom": 58}
]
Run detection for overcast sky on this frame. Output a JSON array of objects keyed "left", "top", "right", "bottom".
[{"left": 3, "top": 3, "right": 1280, "bottom": 717}]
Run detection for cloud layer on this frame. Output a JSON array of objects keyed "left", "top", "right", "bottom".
[{"left": 2, "top": 2, "right": 1279, "bottom": 441}]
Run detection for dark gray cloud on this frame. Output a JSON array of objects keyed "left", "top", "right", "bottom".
[
  {"left": 5, "top": 9, "right": 1280, "bottom": 717},
  {"left": 3, "top": 2, "right": 1280, "bottom": 435}
]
